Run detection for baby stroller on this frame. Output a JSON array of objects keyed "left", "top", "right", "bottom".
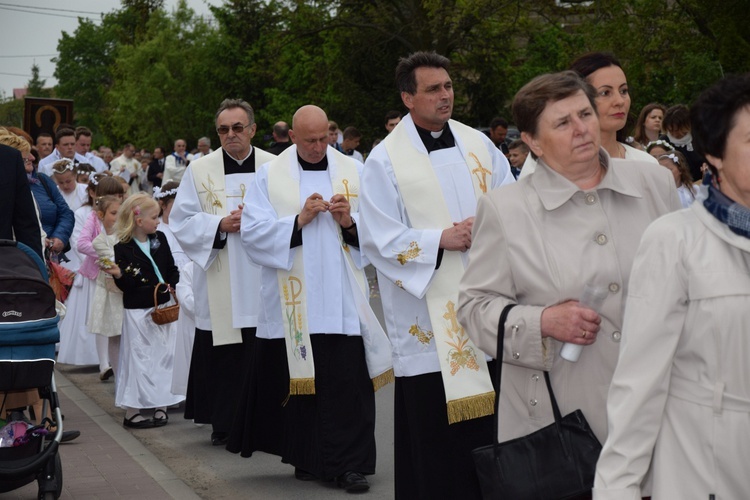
[{"left": 0, "top": 240, "right": 64, "bottom": 499}]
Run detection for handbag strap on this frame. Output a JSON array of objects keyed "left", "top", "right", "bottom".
[{"left": 493, "top": 303, "right": 565, "bottom": 444}]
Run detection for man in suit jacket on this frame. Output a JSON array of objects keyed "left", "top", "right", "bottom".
[
  {"left": 148, "top": 146, "right": 166, "bottom": 188},
  {"left": 0, "top": 143, "right": 43, "bottom": 258}
]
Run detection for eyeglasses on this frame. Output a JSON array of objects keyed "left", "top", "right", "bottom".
[{"left": 216, "top": 123, "right": 251, "bottom": 135}]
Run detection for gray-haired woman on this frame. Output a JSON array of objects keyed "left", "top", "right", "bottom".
[{"left": 457, "top": 71, "right": 680, "bottom": 457}]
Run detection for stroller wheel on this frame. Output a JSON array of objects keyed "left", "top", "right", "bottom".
[{"left": 37, "top": 452, "right": 62, "bottom": 500}]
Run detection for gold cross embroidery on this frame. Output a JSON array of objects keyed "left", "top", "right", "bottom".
[
  {"left": 197, "top": 175, "right": 224, "bottom": 214},
  {"left": 469, "top": 153, "right": 491, "bottom": 194},
  {"left": 340, "top": 179, "right": 358, "bottom": 204},
  {"left": 443, "top": 300, "right": 463, "bottom": 337},
  {"left": 285, "top": 276, "right": 303, "bottom": 330},
  {"left": 226, "top": 183, "right": 247, "bottom": 206}
]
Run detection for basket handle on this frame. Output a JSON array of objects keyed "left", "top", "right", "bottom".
[{"left": 153, "top": 283, "right": 178, "bottom": 308}]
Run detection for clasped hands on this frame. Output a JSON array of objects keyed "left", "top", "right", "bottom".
[
  {"left": 439, "top": 217, "right": 474, "bottom": 252},
  {"left": 297, "top": 193, "right": 353, "bottom": 230}
]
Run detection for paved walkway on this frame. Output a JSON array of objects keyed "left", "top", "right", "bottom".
[{"left": 0, "top": 371, "right": 197, "bottom": 500}]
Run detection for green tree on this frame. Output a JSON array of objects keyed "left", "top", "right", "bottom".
[
  {"left": 105, "top": 0, "right": 226, "bottom": 149},
  {"left": 27, "top": 64, "right": 52, "bottom": 98},
  {"left": 0, "top": 94, "right": 24, "bottom": 128}
]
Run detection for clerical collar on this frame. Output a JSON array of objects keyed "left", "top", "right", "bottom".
[
  {"left": 223, "top": 147, "right": 256, "bottom": 174},
  {"left": 225, "top": 145, "right": 253, "bottom": 166},
  {"left": 298, "top": 154, "right": 328, "bottom": 171},
  {"left": 415, "top": 123, "right": 455, "bottom": 152}
]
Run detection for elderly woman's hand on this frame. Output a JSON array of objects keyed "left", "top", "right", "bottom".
[{"left": 540, "top": 300, "right": 601, "bottom": 345}]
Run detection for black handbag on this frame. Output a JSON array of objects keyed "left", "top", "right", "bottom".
[{"left": 472, "top": 304, "right": 602, "bottom": 499}]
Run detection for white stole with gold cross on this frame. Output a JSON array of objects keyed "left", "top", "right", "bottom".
[
  {"left": 384, "top": 119, "right": 495, "bottom": 424},
  {"left": 267, "top": 148, "right": 394, "bottom": 396},
  {"left": 191, "top": 147, "right": 276, "bottom": 345}
]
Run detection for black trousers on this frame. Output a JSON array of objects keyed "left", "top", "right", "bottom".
[{"left": 183, "top": 327, "right": 254, "bottom": 434}]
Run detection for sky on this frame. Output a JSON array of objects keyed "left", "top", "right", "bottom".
[{"left": 0, "top": 0, "right": 221, "bottom": 99}]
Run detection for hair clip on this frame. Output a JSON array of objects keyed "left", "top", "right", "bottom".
[
  {"left": 133, "top": 205, "right": 141, "bottom": 216},
  {"left": 88, "top": 172, "right": 99, "bottom": 185}
]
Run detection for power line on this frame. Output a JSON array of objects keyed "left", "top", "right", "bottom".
[
  {"left": 0, "top": 71, "right": 55, "bottom": 79},
  {"left": 0, "top": 2, "right": 101, "bottom": 15},
  {"left": 0, "top": 5, "right": 95, "bottom": 20},
  {"left": 0, "top": 54, "right": 57, "bottom": 58}
]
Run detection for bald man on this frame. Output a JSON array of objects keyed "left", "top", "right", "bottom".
[
  {"left": 231, "top": 105, "right": 380, "bottom": 493},
  {"left": 266, "top": 121, "right": 292, "bottom": 155}
]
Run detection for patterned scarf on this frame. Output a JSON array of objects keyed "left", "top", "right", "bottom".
[{"left": 703, "top": 183, "right": 750, "bottom": 239}]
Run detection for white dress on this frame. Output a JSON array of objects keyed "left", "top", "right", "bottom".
[
  {"left": 170, "top": 261, "right": 195, "bottom": 397},
  {"left": 116, "top": 306, "right": 184, "bottom": 409},
  {"left": 86, "top": 232, "right": 123, "bottom": 337},
  {"left": 57, "top": 205, "right": 99, "bottom": 365}
]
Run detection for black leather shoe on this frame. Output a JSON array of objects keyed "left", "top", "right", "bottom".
[
  {"left": 294, "top": 468, "right": 317, "bottom": 481},
  {"left": 211, "top": 431, "right": 228, "bottom": 446},
  {"left": 45, "top": 429, "right": 81, "bottom": 442},
  {"left": 336, "top": 471, "right": 369, "bottom": 492}
]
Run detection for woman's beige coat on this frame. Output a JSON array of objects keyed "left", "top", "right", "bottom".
[
  {"left": 593, "top": 202, "right": 750, "bottom": 500},
  {"left": 457, "top": 151, "right": 680, "bottom": 444}
]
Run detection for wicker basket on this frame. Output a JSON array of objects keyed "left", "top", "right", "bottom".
[{"left": 151, "top": 283, "right": 179, "bottom": 325}]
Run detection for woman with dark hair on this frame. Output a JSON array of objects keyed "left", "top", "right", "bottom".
[
  {"left": 458, "top": 71, "right": 680, "bottom": 480},
  {"left": 520, "top": 52, "right": 656, "bottom": 178},
  {"left": 568, "top": 52, "right": 656, "bottom": 162},
  {"left": 632, "top": 102, "right": 666, "bottom": 148},
  {"left": 594, "top": 72, "right": 750, "bottom": 499}
]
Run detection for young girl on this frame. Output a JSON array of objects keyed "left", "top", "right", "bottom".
[
  {"left": 657, "top": 151, "right": 697, "bottom": 208},
  {"left": 51, "top": 159, "right": 88, "bottom": 212},
  {"left": 154, "top": 181, "right": 189, "bottom": 268},
  {"left": 58, "top": 175, "right": 124, "bottom": 368},
  {"left": 87, "top": 195, "right": 125, "bottom": 379},
  {"left": 646, "top": 139, "right": 675, "bottom": 159},
  {"left": 107, "top": 193, "right": 182, "bottom": 429},
  {"left": 76, "top": 163, "right": 96, "bottom": 185}
]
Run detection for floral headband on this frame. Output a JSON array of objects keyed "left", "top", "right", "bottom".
[
  {"left": 88, "top": 172, "right": 99, "bottom": 185},
  {"left": 51, "top": 159, "right": 75, "bottom": 174},
  {"left": 659, "top": 153, "right": 680, "bottom": 165},
  {"left": 153, "top": 186, "right": 178, "bottom": 200},
  {"left": 133, "top": 205, "right": 141, "bottom": 216},
  {"left": 646, "top": 139, "right": 675, "bottom": 152}
]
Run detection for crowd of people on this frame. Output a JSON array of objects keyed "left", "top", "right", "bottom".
[{"left": 1, "top": 49, "right": 748, "bottom": 499}]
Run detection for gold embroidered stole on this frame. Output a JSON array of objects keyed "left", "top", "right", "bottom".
[
  {"left": 192, "top": 148, "right": 275, "bottom": 345},
  {"left": 384, "top": 119, "right": 495, "bottom": 424},
  {"left": 268, "top": 148, "right": 394, "bottom": 396}
]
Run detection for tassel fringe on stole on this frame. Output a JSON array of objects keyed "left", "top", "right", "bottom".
[
  {"left": 447, "top": 390, "right": 495, "bottom": 425},
  {"left": 372, "top": 368, "right": 395, "bottom": 392},
  {"left": 286, "top": 369, "right": 395, "bottom": 403}
]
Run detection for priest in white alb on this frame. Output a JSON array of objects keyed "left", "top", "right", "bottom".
[
  {"left": 232, "top": 105, "right": 392, "bottom": 494},
  {"left": 359, "top": 51, "right": 515, "bottom": 499},
  {"left": 170, "top": 98, "right": 276, "bottom": 446}
]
